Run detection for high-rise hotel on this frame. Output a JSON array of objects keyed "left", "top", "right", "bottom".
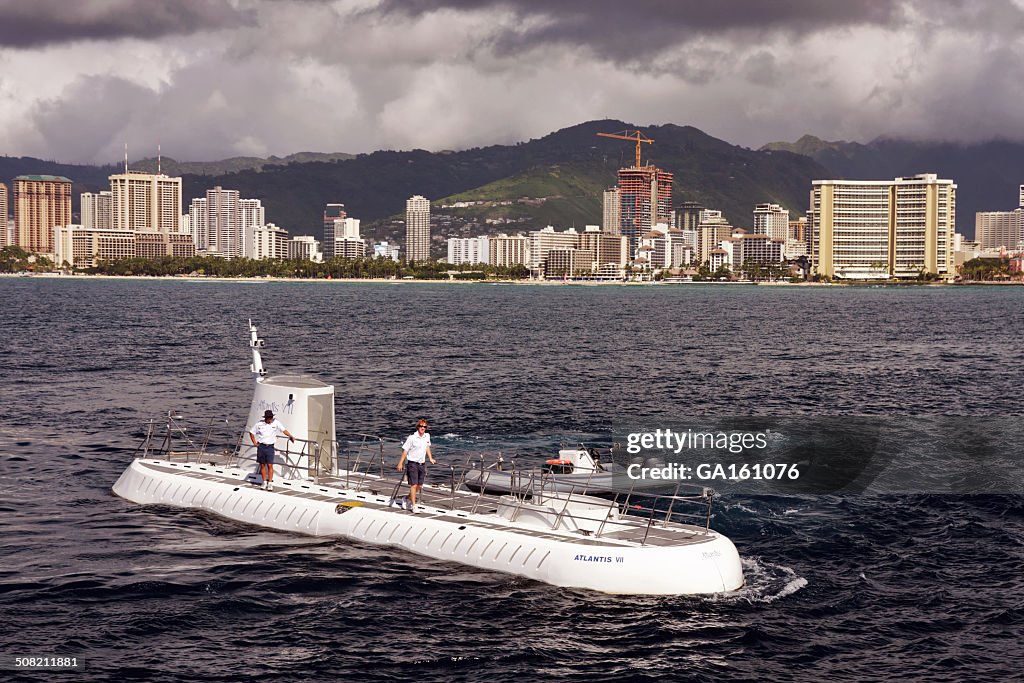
[
  {"left": 110, "top": 171, "right": 181, "bottom": 233},
  {"left": 405, "top": 195, "right": 430, "bottom": 262},
  {"left": 808, "top": 174, "right": 956, "bottom": 280},
  {"left": 13, "top": 175, "right": 72, "bottom": 254}
]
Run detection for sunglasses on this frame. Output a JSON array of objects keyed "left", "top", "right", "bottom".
[{"left": 417, "top": 425, "right": 428, "bottom": 429}]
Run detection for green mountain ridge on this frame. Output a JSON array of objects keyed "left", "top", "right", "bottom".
[
  {"left": 3, "top": 121, "right": 1021, "bottom": 242},
  {"left": 130, "top": 151, "right": 356, "bottom": 177}
]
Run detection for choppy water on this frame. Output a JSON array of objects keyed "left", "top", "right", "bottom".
[{"left": 1, "top": 278, "right": 1022, "bottom": 682}]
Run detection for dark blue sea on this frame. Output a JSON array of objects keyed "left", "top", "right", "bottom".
[{"left": 1, "top": 277, "right": 1022, "bottom": 682}]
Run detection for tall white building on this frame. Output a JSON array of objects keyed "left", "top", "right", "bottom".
[
  {"left": 752, "top": 203, "right": 790, "bottom": 241},
  {"left": 81, "top": 191, "right": 113, "bottom": 230},
  {"left": 405, "top": 195, "right": 431, "bottom": 262},
  {"left": 188, "top": 188, "right": 262, "bottom": 258},
  {"left": 109, "top": 171, "right": 181, "bottom": 233},
  {"left": 188, "top": 198, "right": 207, "bottom": 250},
  {"left": 333, "top": 219, "right": 366, "bottom": 259},
  {"left": 252, "top": 223, "right": 289, "bottom": 260},
  {"left": 975, "top": 210, "right": 1023, "bottom": 250},
  {"left": 288, "top": 235, "right": 323, "bottom": 262},
  {"left": 206, "top": 186, "right": 242, "bottom": 258},
  {"left": 447, "top": 236, "right": 490, "bottom": 265},
  {"left": 808, "top": 173, "right": 956, "bottom": 280},
  {"left": 240, "top": 198, "right": 265, "bottom": 259},
  {"left": 602, "top": 187, "right": 621, "bottom": 235}
]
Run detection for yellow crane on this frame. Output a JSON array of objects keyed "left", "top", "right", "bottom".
[{"left": 596, "top": 129, "right": 654, "bottom": 168}]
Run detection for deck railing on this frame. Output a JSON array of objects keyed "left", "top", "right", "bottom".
[{"left": 135, "top": 419, "right": 716, "bottom": 542}]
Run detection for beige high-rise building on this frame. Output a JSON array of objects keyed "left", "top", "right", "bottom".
[
  {"left": 54, "top": 225, "right": 135, "bottom": 268},
  {"left": 579, "top": 225, "right": 627, "bottom": 274},
  {"left": 529, "top": 226, "right": 579, "bottom": 273},
  {"left": 602, "top": 187, "right": 620, "bottom": 235},
  {"left": 696, "top": 209, "right": 733, "bottom": 265},
  {"left": 808, "top": 174, "right": 956, "bottom": 280},
  {"left": 14, "top": 175, "right": 72, "bottom": 254},
  {"left": 81, "top": 191, "right": 113, "bottom": 230},
  {"left": 405, "top": 195, "right": 431, "bottom": 262},
  {"left": 489, "top": 234, "right": 530, "bottom": 268},
  {"left": 110, "top": 171, "right": 181, "bottom": 233},
  {"left": 0, "top": 183, "right": 7, "bottom": 247}
]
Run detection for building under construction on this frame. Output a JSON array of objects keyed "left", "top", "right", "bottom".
[
  {"left": 596, "top": 130, "right": 674, "bottom": 258},
  {"left": 618, "top": 166, "right": 673, "bottom": 257}
]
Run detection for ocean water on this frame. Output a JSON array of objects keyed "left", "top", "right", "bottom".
[{"left": 1, "top": 277, "right": 1022, "bottom": 682}]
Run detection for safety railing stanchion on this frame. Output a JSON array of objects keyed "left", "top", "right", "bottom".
[
  {"left": 704, "top": 488, "right": 713, "bottom": 532},
  {"left": 641, "top": 503, "right": 657, "bottom": 546},
  {"left": 449, "top": 464, "right": 457, "bottom": 510},
  {"left": 664, "top": 483, "right": 680, "bottom": 527},
  {"left": 471, "top": 468, "right": 493, "bottom": 514}
]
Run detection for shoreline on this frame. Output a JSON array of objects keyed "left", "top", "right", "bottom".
[{"left": 1, "top": 272, "right": 1020, "bottom": 287}]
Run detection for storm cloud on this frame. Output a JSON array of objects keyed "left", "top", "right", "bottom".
[
  {"left": 0, "top": 0, "right": 253, "bottom": 48},
  {"left": 1, "top": 0, "right": 1023, "bottom": 163}
]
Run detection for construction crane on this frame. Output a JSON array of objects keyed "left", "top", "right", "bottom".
[{"left": 596, "top": 129, "right": 654, "bottom": 168}]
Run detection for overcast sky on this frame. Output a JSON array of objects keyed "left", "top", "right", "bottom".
[{"left": 1, "top": 0, "right": 1023, "bottom": 164}]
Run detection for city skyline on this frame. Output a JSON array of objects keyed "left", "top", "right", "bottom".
[{"left": 2, "top": 1, "right": 1024, "bottom": 164}]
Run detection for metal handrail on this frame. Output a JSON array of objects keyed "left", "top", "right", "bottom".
[{"left": 134, "top": 420, "right": 716, "bottom": 540}]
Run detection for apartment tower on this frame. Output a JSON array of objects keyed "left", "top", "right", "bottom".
[
  {"left": 405, "top": 195, "right": 431, "bottom": 262},
  {"left": 81, "top": 191, "right": 113, "bottom": 230},
  {"left": 602, "top": 188, "right": 621, "bottom": 235},
  {"left": 13, "top": 175, "right": 72, "bottom": 254},
  {"left": 206, "top": 186, "right": 242, "bottom": 258}
]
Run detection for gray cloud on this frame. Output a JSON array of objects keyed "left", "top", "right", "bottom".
[
  {"left": 2, "top": 0, "right": 1024, "bottom": 163},
  {"left": 376, "top": 0, "right": 908, "bottom": 62},
  {"left": 0, "top": 0, "right": 254, "bottom": 48}
]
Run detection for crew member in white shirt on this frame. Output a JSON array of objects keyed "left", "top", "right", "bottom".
[
  {"left": 396, "top": 419, "right": 435, "bottom": 511},
  {"left": 249, "top": 409, "right": 295, "bottom": 491}
]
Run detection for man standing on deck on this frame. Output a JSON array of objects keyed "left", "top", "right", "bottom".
[
  {"left": 250, "top": 409, "right": 295, "bottom": 491},
  {"left": 396, "top": 419, "right": 435, "bottom": 512}
]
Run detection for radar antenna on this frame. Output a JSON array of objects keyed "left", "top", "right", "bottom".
[{"left": 249, "top": 320, "right": 267, "bottom": 378}]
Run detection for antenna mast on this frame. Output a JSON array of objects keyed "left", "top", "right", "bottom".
[{"left": 249, "top": 320, "right": 267, "bottom": 378}]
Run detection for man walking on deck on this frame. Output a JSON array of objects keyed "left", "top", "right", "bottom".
[
  {"left": 250, "top": 409, "right": 295, "bottom": 491},
  {"left": 396, "top": 419, "right": 435, "bottom": 512}
]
